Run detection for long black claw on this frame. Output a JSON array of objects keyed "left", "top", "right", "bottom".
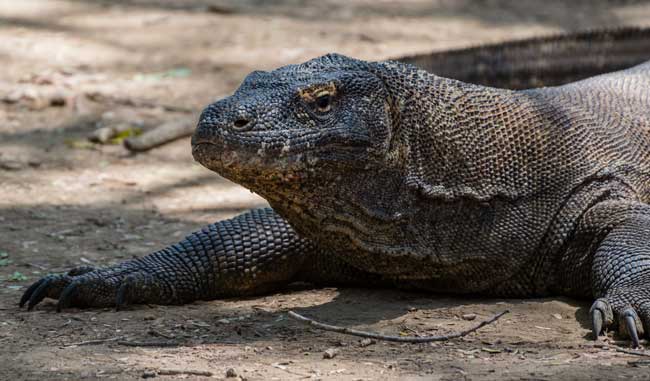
[
  {"left": 19, "top": 278, "right": 45, "bottom": 308},
  {"left": 57, "top": 282, "right": 79, "bottom": 312},
  {"left": 591, "top": 308, "right": 604, "bottom": 340},
  {"left": 624, "top": 312, "right": 641, "bottom": 348},
  {"left": 27, "top": 279, "right": 53, "bottom": 311}
]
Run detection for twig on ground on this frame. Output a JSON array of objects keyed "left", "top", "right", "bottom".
[
  {"left": 124, "top": 118, "right": 195, "bottom": 152},
  {"left": 270, "top": 363, "right": 311, "bottom": 378},
  {"left": 27, "top": 262, "right": 48, "bottom": 270},
  {"left": 64, "top": 336, "right": 126, "bottom": 347},
  {"left": 117, "top": 340, "right": 180, "bottom": 347},
  {"left": 287, "top": 310, "right": 509, "bottom": 343},
  {"left": 157, "top": 369, "right": 213, "bottom": 376},
  {"left": 85, "top": 92, "right": 194, "bottom": 113},
  {"left": 616, "top": 347, "right": 650, "bottom": 357}
]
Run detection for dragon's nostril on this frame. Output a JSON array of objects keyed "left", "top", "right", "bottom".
[{"left": 233, "top": 118, "right": 251, "bottom": 129}]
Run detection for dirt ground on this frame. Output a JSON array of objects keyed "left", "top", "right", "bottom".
[{"left": 2, "top": 1, "right": 650, "bottom": 380}]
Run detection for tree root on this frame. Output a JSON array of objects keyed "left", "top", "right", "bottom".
[{"left": 124, "top": 118, "right": 195, "bottom": 152}]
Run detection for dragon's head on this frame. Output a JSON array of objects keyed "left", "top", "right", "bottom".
[{"left": 191, "top": 54, "right": 394, "bottom": 191}]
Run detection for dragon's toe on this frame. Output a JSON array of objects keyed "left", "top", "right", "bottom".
[
  {"left": 590, "top": 298, "right": 613, "bottom": 339},
  {"left": 619, "top": 307, "right": 643, "bottom": 348}
]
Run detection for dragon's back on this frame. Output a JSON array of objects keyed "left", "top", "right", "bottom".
[
  {"left": 556, "top": 59, "right": 650, "bottom": 115},
  {"left": 525, "top": 60, "right": 650, "bottom": 200}
]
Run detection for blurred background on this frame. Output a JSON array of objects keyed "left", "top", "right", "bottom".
[{"left": 2, "top": 1, "right": 650, "bottom": 380}]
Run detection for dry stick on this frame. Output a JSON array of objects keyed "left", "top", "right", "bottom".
[
  {"left": 117, "top": 340, "right": 180, "bottom": 347},
  {"left": 124, "top": 118, "right": 195, "bottom": 152},
  {"left": 616, "top": 347, "right": 650, "bottom": 357},
  {"left": 270, "top": 363, "right": 311, "bottom": 378},
  {"left": 288, "top": 310, "right": 509, "bottom": 343},
  {"left": 157, "top": 369, "right": 213, "bottom": 377},
  {"left": 64, "top": 336, "right": 126, "bottom": 347},
  {"left": 85, "top": 92, "right": 194, "bottom": 113}
]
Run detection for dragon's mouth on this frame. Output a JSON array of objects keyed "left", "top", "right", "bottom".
[
  {"left": 193, "top": 124, "right": 371, "bottom": 153},
  {"left": 193, "top": 138, "right": 367, "bottom": 168},
  {"left": 192, "top": 123, "right": 371, "bottom": 168},
  {"left": 192, "top": 136, "right": 373, "bottom": 193}
]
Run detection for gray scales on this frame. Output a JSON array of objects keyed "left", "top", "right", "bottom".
[{"left": 21, "top": 27, "right": 650, "bottom": 347}]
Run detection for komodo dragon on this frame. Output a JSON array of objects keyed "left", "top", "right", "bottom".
[{"left": 20, "top": 28, "right": 650, "bottom": 347}]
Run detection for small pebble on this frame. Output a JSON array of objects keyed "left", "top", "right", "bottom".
[
  {"left": 462, "top": 313, "right": 477, "bottom": 321},
  {"left": 359, "top": 338, "right": 376, "bottom": 347},
  {"left": 141, "top": 370, "right": 157, "bottom": 378},
  {"left": 226, "top": 368, "right": 238, "bottom": 378},
  {"left": 323, "top": 348, "right": 338, "bottom": 359}
]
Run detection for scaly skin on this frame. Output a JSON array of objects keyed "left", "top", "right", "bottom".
[{"left": 22, "top": 35, "right": 650, "bottom": 346}]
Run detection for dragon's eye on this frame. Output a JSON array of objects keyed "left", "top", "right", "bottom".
[{"left": 315, "top": 93, "right": 332, "bottom": 113}]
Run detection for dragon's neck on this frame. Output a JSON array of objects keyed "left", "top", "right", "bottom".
[{"left": 377, "top": 62, "right": 542, "bottom": 202}]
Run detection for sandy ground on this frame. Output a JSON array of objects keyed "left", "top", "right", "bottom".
[{"left": 2, "top": 1, "right": 650, "bottom": 380}]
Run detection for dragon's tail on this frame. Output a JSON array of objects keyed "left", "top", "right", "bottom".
[{"left": 397, "top": 27, "right": 650, "bottom": 89}]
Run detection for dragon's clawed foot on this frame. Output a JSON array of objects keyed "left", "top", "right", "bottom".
[
  {"left": 19, "top": 265, "right": 165, "bottom": 311},
  {"left": 590, "top": 288, "right": 650, "bottom": 348}
]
